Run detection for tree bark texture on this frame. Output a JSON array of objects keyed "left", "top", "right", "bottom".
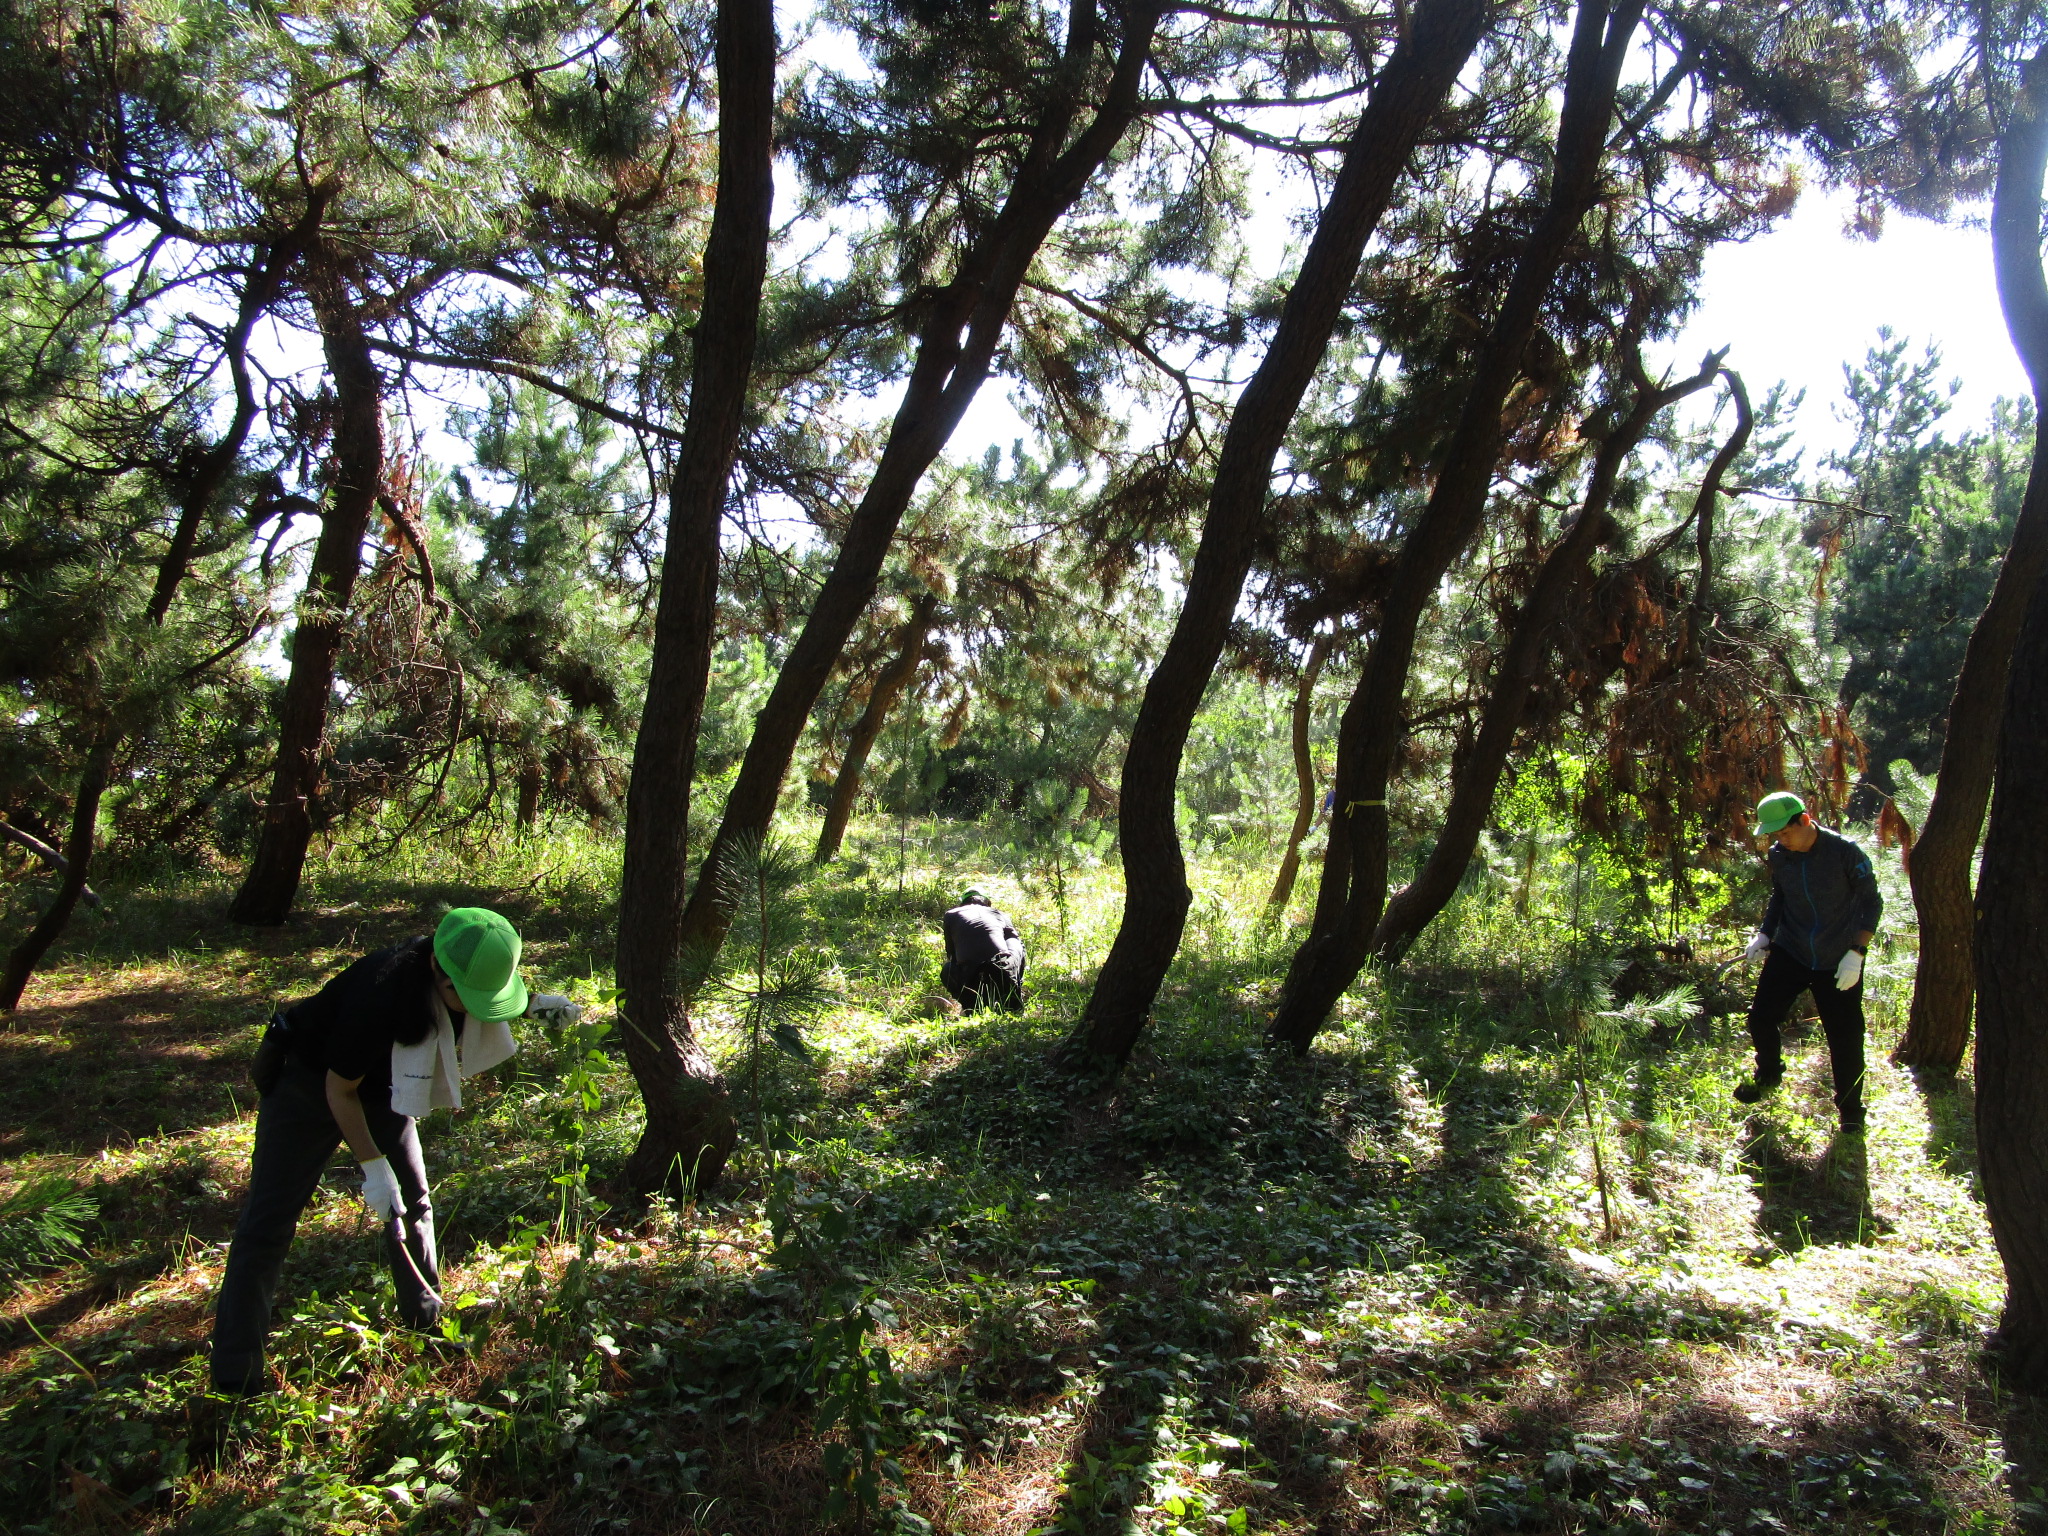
[
  {"left": 1268, "top": 630, "right": 1338, "bottom": 913},
  {"left": 675, "top": 0, "right": 1161, "bottom": 966},
  {"left": 1057, "top": 0, "right": 1494, "bottom": 1070},
  {"left": 228, "top": 263, "right": 384, "bottom": 926},
  {"left": 1270, "top": 0, "right": 1646, "bottom": 1053},
  {"left": 1370, "top": 356, "right": 1724, "bottom": 965},
  {"left": 0, "top": 736, "right": 115, "bottom": 1011},
  {"left": 614, "top": 0, "right": 776, "bottom": 1194},
  {"left": 1897, "top": 53, "right": 2048, "bottom": 1076},
  {"left": 815, "top": 592, "right": 940, "bottom": 863},
  {"left": 1973, "top": 351, "right": 2048, "bottom": 1385}
]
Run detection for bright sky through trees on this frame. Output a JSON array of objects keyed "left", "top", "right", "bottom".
[
  {"left": 953, "top": 175, "right": 2028, "bottom": 469},
  {"left": 1675, "top": 185, "right": 2027, "bottom": 455}
]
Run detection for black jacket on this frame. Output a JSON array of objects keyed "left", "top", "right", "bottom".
[
  {"left": 1762, "top": 826, "right": 1883, "bottom": 971},
  {"left": 281, "top": 937, "right": 447, "bottom": 1093},
  {"left": 943, "top": 903, "right": 1019, "bottom": 967}
]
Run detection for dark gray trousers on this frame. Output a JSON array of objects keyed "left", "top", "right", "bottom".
[
  {"left": 209, "top": 1059, "right": 440, "bottom": 1393},
  {"left": 1745, "top": 946, "right": 1866, "bottom": 1123},
  {"left": 942, "top": 941, "right": 1027, "bottom": 1013}
]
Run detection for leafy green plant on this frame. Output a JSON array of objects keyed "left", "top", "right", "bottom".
[
  {"left": 546, "top": 1005, "right": 616, "bottom": 1244},
  {"left": 1001, "top": 779, "right": 1107, "bottom": 943},
  {"left": 1888, "top": 757, "right": 1936, "bottom": 834},
  {"left": 705, "top": 834, "right": 839, "bottom": 1158}
]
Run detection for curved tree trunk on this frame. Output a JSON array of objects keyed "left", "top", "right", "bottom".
[
  {"left": 0, "top": 735, "right": 115, "bottom": 1011},
  {"left": 1897, "top": 66, "right": 2048, "bottom": 1074},
  {"left": 148, "top": 212, "right": 322, "bottom": 624},
  {"left": 816, "top": 592, "right": 939, "bottom": 864},
  {"left": 614, "top": 0, "right": 777, "bottom": 1195},
  {"left": 1, "top": 226, "right": 310, "bottom": 998},
  {"left": 1057, "top": 0, "right": 1495, "bottom": 1071},
  {"left": 229, "top": 262, "right": 384, "bottom": 925},
  {"left": 1974, "top": 50, "right": 2048, "bottom": 1367},
  {"left": 1371, "top": 356, "right": 1727, "bottom": 965},
  {"left": 1270, "top": 0, "right": 1646, "bottom": 1053},
  {"left": 1978, "top": 572, "right": 2048, "bottom": 1386},
  {"left": 1268, "top": 630, "right": 1337, "bottom": 913},
  {"left": 674, "top": 2, "right": 1161, "bottom": 966}
]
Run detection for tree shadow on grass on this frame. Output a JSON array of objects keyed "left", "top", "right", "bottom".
[
  {"left": 1740, "top": 1118, "right": 1881, "bottom": 1252},
  {"left": 0, "top": 983, "right": 266, "bottom": 1158},
  {"left": 870, "top": 1004, "right": 1982, "bottom": 1535},
  {"left": 1907, "top": 1064, "right": 1979, "bottom": 1184}
]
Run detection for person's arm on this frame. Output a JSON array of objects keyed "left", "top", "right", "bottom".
[
  {"left": 1760, "top": 878, "right": 1783, "bottom": 942},
  {"left": 325, "top": 1072, "right": 382, "bottom": 1163},
  {"left": 1850, "top": 842, "right": 1881, "bottom": 945}
]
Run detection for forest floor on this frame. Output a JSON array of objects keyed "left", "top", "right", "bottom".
[{"left": 0, "top": 821, "right": 2040, "bottom": 1535}]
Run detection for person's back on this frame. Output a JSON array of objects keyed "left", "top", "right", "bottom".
[
  {"left": 943, "top": 901, "right": 1013, "bottom": 966},
  {"left": 940, "top": 888, "right": 1025, "bottom": 1013}
]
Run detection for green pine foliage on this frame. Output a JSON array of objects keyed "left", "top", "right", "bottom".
[
  {"left": 0, "top": 1176, "right": 96, "bottom": 1291},
  {"left": 1830, "top": 335, "right": 2032, "bottom": 785}
]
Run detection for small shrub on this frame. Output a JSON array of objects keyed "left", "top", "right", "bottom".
[{"left": 0, "top": 1176, "right": 96, "bottom": 1290}]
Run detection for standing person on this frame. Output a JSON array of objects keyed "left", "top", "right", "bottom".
[
  {"left": 941, "top": 888, "right": 1026, "bottom": 1013},
  {"left": 1733, "top": 792, "right": 1883, "bottom": 1132},
  {"left": 208, "top": 907, "right": 578, "bottom": 1396}
]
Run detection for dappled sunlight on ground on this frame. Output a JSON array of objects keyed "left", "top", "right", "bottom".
[{"left": 0, "top": 825, "right": 2036, "bottom": 1533}]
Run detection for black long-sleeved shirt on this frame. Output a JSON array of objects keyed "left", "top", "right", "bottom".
[
  {"left": 943, "top": 903, "right": 1019, "bottom": 966},
  {"left": 280, "top": 936, "right": 463, "bottom": 1096},
  {"left": 1762, "top": 826, "right": 1883, "bottom": 971}
]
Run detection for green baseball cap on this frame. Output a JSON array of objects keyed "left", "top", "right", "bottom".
[
  {"left": 962, "top": 887, "right": 989, "bottom": 905},
  {"left": 433, "top": 907, "right": 528, "bottom": 1021},
  {"left": 1753, "top": 791, "right": 1806, "bottom": 838}
]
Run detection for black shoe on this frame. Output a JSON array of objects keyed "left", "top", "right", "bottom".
[
  {"left": 1839, "top": 1111, "right": 1867, "bottom": 1135},
  {"left": 1733, "top": 1073, "right": 1783, "bottom": 1105}
]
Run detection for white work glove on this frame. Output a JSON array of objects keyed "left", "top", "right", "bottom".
[
  {"left": 528, "top": 992, "right": 583, "bottom": 1026},
  {"left": 1744, "top": 930, "right": 1771, "bottom": 963},
  {"left": 358, "top": 1156, "right": 402, "bottom": 1221},
  {"left": 1834, "top": 950, "right": 1864, "bottom": 991}
]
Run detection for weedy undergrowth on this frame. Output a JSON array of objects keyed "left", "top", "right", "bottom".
[{"left": 700, "top": 833, "right": 923, "bottom": 1528}]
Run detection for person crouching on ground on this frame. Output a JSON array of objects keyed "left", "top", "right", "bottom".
[
  {"left": 208, "top": 907, "right": 579, "bottom": 1395},
  {"left": 1733, "top": 792, "right": 1882, "bottom": 1133},
  {"left": 940, "top": 888, "right": 1026, "bottom": 1013}
]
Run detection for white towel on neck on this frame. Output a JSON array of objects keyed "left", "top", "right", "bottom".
[{"left": 389, "top": 990, "right": 519, "bottom": 1117}]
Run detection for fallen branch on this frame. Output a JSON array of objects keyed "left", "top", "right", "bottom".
[{"left": 0, "top": 822, "right": 100, "bottom": 909}]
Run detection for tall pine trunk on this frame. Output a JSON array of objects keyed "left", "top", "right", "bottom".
[
  {"left": 229, "top": 260, "right": 383, "bottom": 925},
  {"left": 1978, "top": 572, "right": 2048, "bottom": 1385},
  {"left": 1897, "top": 60, "right": 2048, "bottom": 1074},
  {"left": 1370, "top": 356, "right": 1725, "bottom": 964},
  {"left": 1966, "top": 44, "right": 2048, "bottom": 1389},
  {"left": 1270, "top": 0, "right": 1646, "bottom": 1053},
  {"left": 674, "top": 1, "right": 1160, "bottom": 965},
  {"left": 1058, "top": 0, "right": 1494, "bottom": 1070},
  {"left": 816, "top": 592, "right": 939, "bottom": 864},
  {"left": 613, "top": 0, "right": 776, "bottom": 1195},
  {"left": 1268, "top": 630, "right": 1338, "bottom": 913}
]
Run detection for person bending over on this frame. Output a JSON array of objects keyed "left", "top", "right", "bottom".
[
  {"left": 1733, "top": 792, "right": 1882, "bottom": 1133},
  {"left": 208, "top": 906, "right": 578, "bottom": 1395},
  {"left": 941, "top": 888, "right": 1026, "bottom": 1013}
]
